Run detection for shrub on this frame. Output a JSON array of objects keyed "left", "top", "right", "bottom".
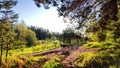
[
  {"left": 14, "top": 40, "right": 26, "bottom": 49},
  {"left": 25, "top": 32, "right": 37, "bottom": 47}
]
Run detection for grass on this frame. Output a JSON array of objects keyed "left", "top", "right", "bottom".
[
  {"left": 74, "top": 52, "right": 97, "bottom": 67},
  {"left": 8, "top": 42, "right": 60, "bottom": 57},
  {"left": 1, "top": 40, "right": 61, "bottom": 68},
  {"left": 83, "top": 41, "right": 118, "bottom": 49},
  {"left": 75, "top": 44, "right": 120, "bottom": 68},
  {"left": 43, "top": 57, "right": 63, "bottom": 68},
  {"left": 1, "top": 55, "right": 45, "bottom": 68}
]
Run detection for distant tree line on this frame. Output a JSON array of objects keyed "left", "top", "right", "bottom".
[
  {"left": 29, "top": 26, "right": 85, "bottom": 45},
  {"left": 13, "top": 21, "right": 64, "bottom": 47},
  {"left": 28, "top": 26, "right": 62, "bottom": 40},
  {"left": 14, "top": 22, "right": 84, "bottom": 47},
  {"left": 61, "top": 28, "right": 84, "bottom": 44}
]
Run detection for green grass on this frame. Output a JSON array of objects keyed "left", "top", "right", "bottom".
[
  {"left": 75, "top": 45, "right": 120, "bottom": 68},
  {"left": 1, "top": 41, "right": 61, "bottom": 68},
  {"left": 8, "top": 42, "right": 60, "bottom": 57},
  {"left": 83, "top": 41, "right": 118, "bottom": 49},
  {"left": 25, "top": 56, "right": 46, "bottom": 67},
  {"left": 43, "top": 57, "right": 63, "bottom": 68},
  {"left": 75, "top": 41, "right": 120, "bottom": 68},
  {"left": 1, "top": 55, "right": 45, "bottom": 68}
]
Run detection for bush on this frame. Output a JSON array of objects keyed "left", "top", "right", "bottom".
[
  {"left": 14, "top": 40, "right": 26, "bottom": 48},
  {"left": 35, "top": 40, "right": 42, "bottom": 45}
]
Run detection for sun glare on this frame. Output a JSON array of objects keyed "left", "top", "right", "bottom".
[
  {"left": 13, "top": 0, "right": 68, "bottom": 33},
  {"left": 27, "top": 7, "right": 68, "bottom": 33}
]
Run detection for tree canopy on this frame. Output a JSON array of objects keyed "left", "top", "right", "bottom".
[{"left": 34, "top": 0, "right": 119, "bottom": 29}]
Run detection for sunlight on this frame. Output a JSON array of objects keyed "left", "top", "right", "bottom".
[
  {"left": 12, "top": 0, "right": 68, "bottom": 33},
  {"left": 1, "top": 0, "right": 119, "bottom": 68},
  {"left": 27, "top": 7, "right": 68, "bottom": 33}
]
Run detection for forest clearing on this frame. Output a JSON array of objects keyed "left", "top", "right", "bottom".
[{"left": 0, "top": 0, "right": 120, "bottom": 68}]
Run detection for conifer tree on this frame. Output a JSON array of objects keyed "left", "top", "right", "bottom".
[{"left": 0, "top": 0, "right": 18, "bottom": 63}]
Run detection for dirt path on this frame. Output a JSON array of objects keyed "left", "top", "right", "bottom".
[
  {"left": 30, "top": 45, "right": 98, "bottom": 68},
  {"left": 60, "top": 45, "right": 97, "bottom": 67},
  {"left": 31, "top": 53, "right": 61, "bottom": 68}
]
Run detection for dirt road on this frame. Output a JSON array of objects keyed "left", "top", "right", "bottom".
[{"left": 29, "top": 44, "right": 97, "bottom": 68}]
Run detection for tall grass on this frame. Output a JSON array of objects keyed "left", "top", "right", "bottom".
[
  {"left": 1, "top": 40, "right": 61, "bottom": 68},
  {"left": 84, "top": 41, "right": 118, "bottom": 49},
  {"left": 1, "top": 55, "right": 45, "bottom": 68},
  {"left": 43, "top": 57, "right": 63, "bottom": 68},
  {"left": 75, "top": 45, "right": 120, "bottom": 68},
  {"left": 9, "top": 41, "right": 60, "bottom": 57}
]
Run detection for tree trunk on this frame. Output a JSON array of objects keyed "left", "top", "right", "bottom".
[
  {"left": 5, "top": 43, "right": 9, "bottom": 62},
  {"left": 0, "top": 38, "right": 3, "bottom": 65},
  {"left": 0, "top": 44, "right": 3, "bottom": 64}
]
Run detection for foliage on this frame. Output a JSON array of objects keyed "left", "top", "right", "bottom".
[
  {"left": 34, "top": 0, "right": 119, "bottom": 30},
  {"left": 50, "top": 36, "right": 57, "bottom": 41},
  {"left": 75, "top": 46, "right": 120, "bottom": 68},
  {"left": 79, "top": 41, "right": 87, "bottom": 45},
  {"left": 9, "top": 41, "right": 60, "bottom": 56},
  {"left": 84, "top": 42, "right": 100, "bottom": 48},
  {"left": 43, "top": 57, "right": 63, "bottom": 68},
  {"left": 0, "top": 40, "right": 60, "bottom": 67},
  {"left": 15, "top": 22, "right": 27, "bottom": 42},
  {"left": 0, "top": 55, "right": 45, "bottom": 68},
  {"left": 80, "top": 8, "right": 120, "bottom": 67},
  {"left": 29, "top": 26, "right": 61, "bottom": 40},
  {"left": 61, "top": 28, "right": 82, "bottom": 44},
  {"left": 74, "top": 52, "right": 97, "bottom": 68},
  {"left": 15, "top": 22, "right": 37, "bottom": 47},
  {"left": 84, "top": 41, "right": 117, "bottom": 49},
  {"left": 26, "top": 56, "right": 45, "bottom": 67},
  {"left": 86, "top": 6, "right": 120, "bottom": 43},
  {"left": 25, "top": 29, "right": 37, "bottom": 47},
  {"left": 0, "top": 0, "right": 18, "bottom": 63}
]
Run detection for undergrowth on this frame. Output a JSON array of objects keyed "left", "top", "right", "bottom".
[
  {"left": 75, "top": 44, "right": 120, "bottom": 68},
  {"left": 0, "top": 56, "right": 45, "bottom": 68},
  {"left": 84, "top": 41, "right": 118, "bottom": 49},
  {"left": 1, "top": 41, "right": 61, "bottom": 68},
  {"left": 43, "top": 57, "right": 64, "bottom": 68}
]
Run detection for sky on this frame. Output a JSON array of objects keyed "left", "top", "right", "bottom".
[{"left": 12, "top": 0, "right": 68, "bottom": 33}]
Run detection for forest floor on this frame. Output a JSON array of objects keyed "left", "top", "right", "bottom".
[{"left": 28, "top": 44, "right": 98, "bottom": 68}]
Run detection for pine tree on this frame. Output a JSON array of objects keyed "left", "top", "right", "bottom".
[{"left": 0, "top": 0, "right": 18, "bottom": 63}]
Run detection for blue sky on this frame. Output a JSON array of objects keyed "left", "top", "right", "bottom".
[{"left": 13, "top": 0, "right": 68, "bottom": 33}]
